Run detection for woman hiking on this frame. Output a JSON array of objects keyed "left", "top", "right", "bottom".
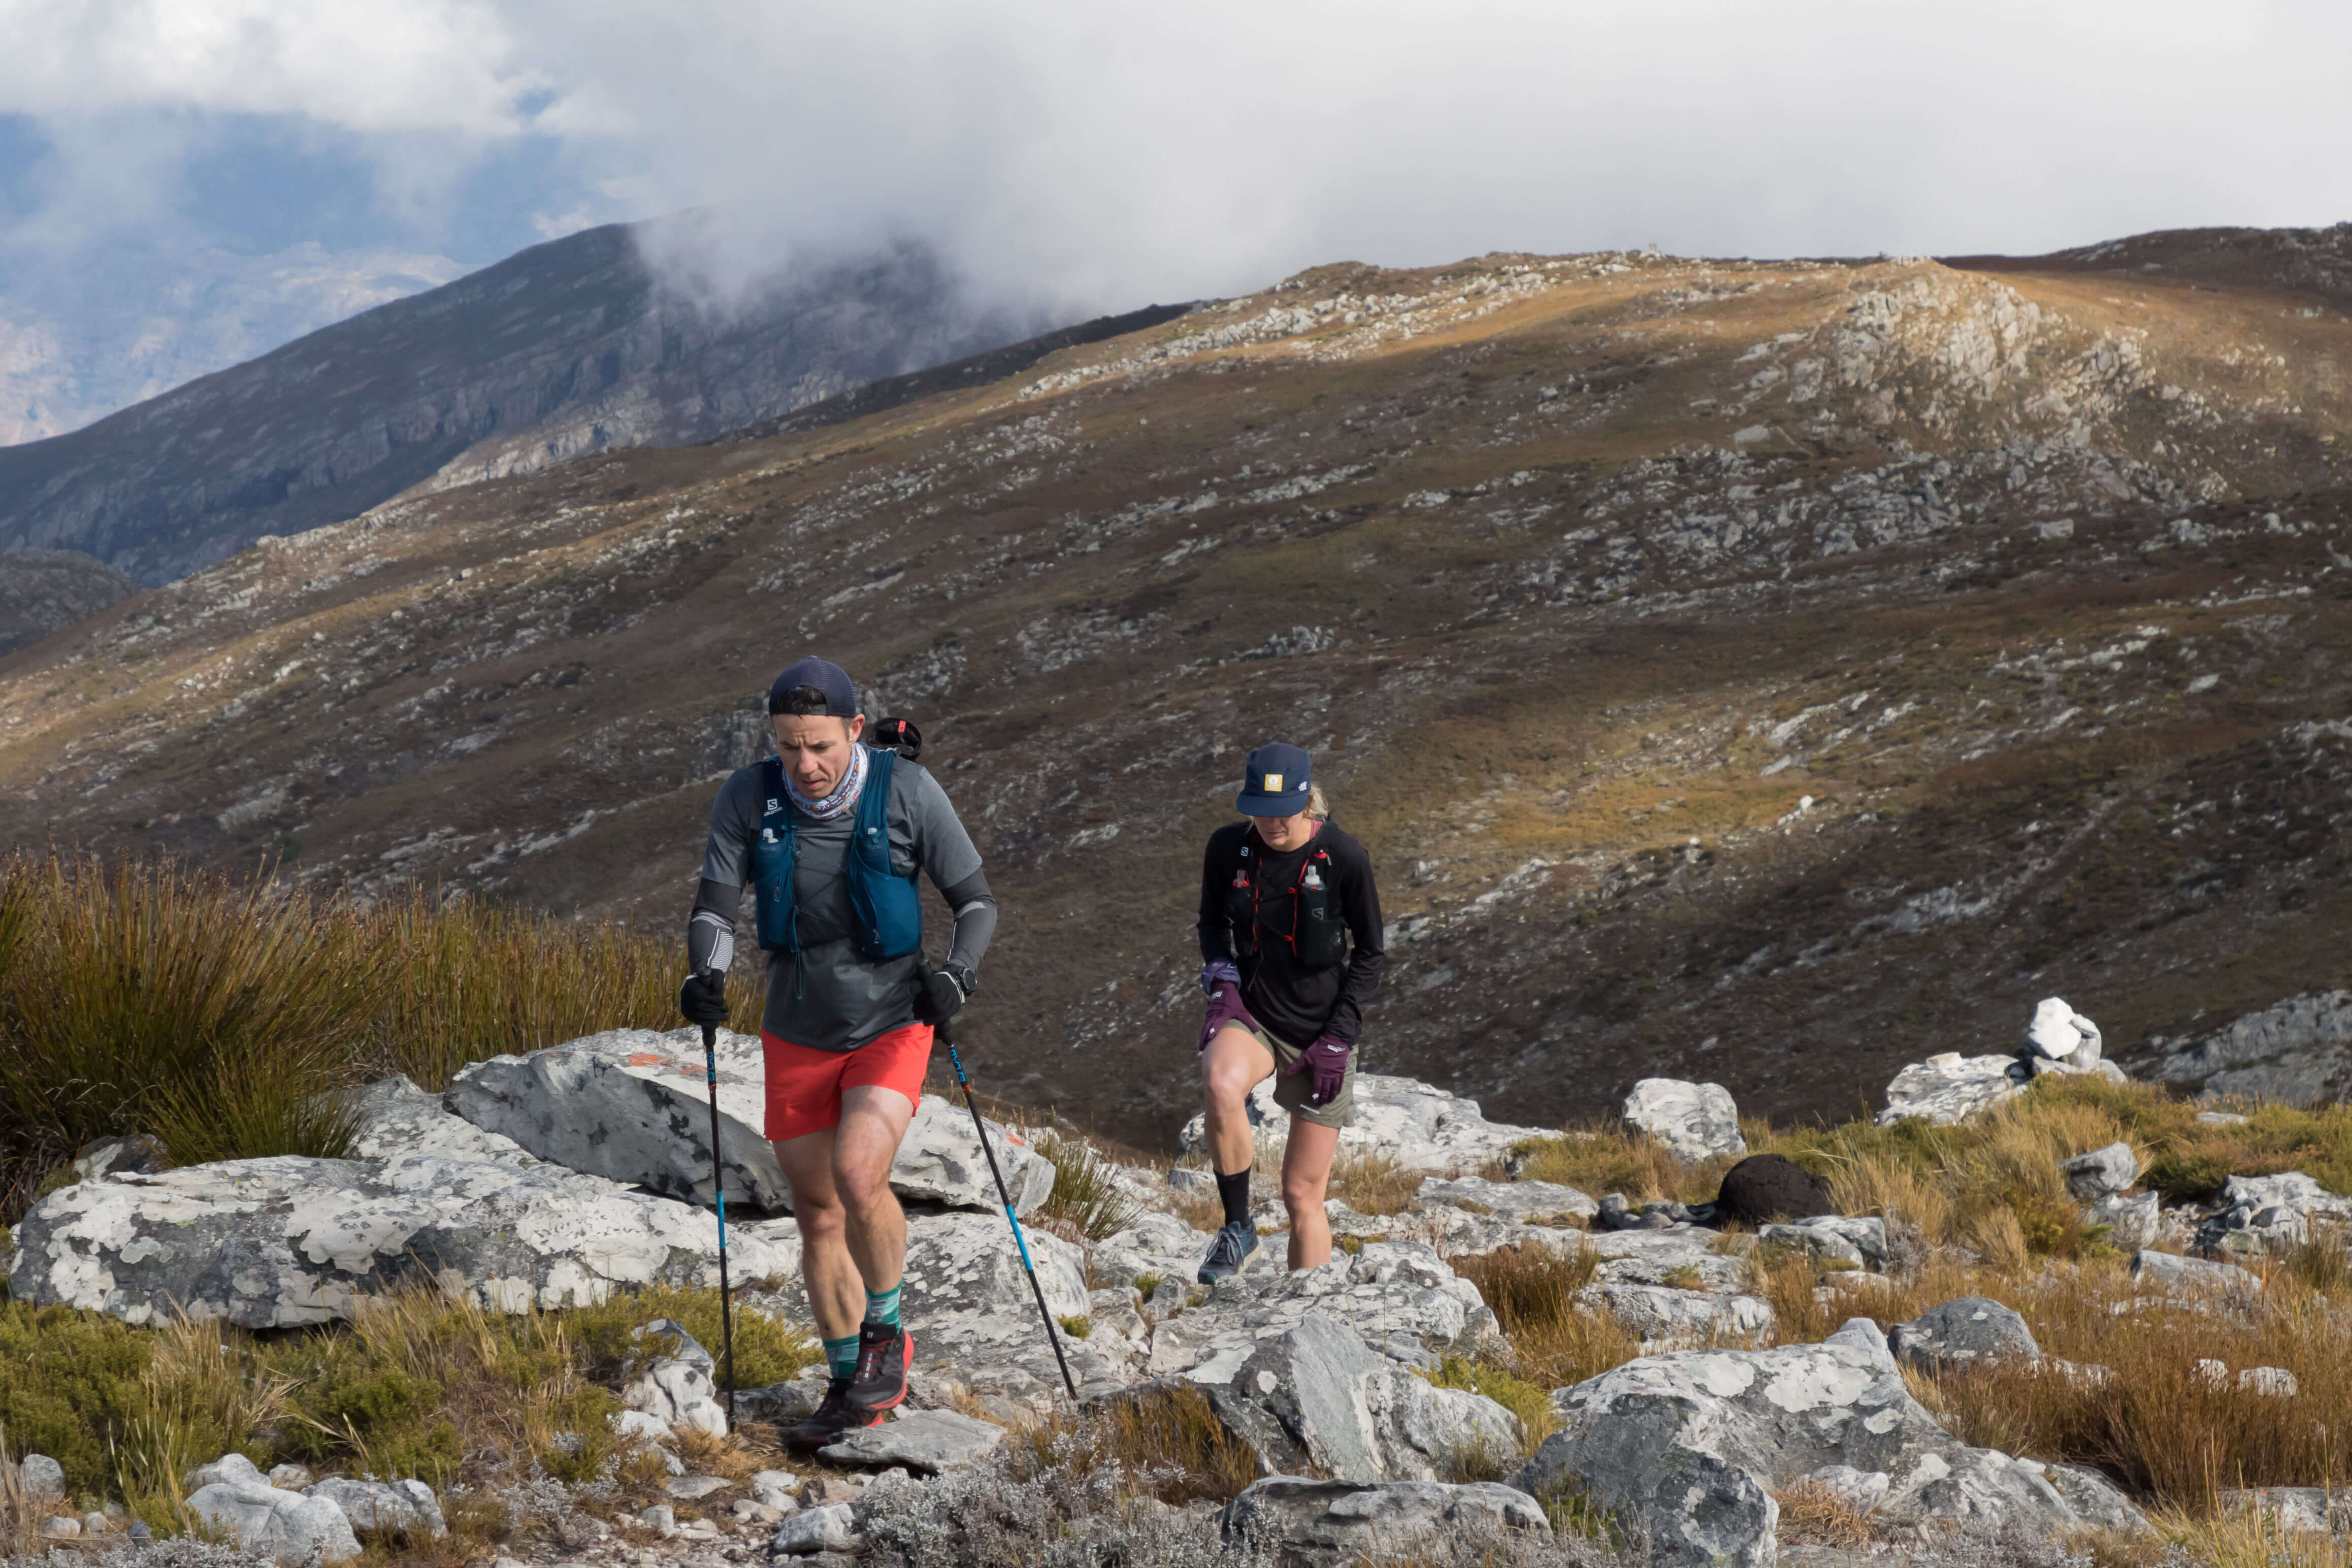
[{"left": 1193, "top": 742, "right": 1387, "bottom": 1282}]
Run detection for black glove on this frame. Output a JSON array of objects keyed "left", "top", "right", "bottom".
[
  {"left": 678, "top": 970, "right": 729, "bottom": 1027},
  {"left": 912, "top": 965, "right": 966, "bottom": 1026}
]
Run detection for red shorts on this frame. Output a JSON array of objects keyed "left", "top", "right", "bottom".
[{"left": 761, "top": 1023, "right": 933, "bottom": 1141}]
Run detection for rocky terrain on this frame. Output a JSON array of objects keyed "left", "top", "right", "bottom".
[
  {"left": 0, "top": 217, "right": 1055, "bottom": 584},
  {"left": 6, "top": 224, "right": 2352, "bottom": 1146},
  {"left": 0, "top": 549, "right": 138, "bottom": 657},
  {"left": 9, "top": 1018, "right": 2351, "bottom": 1566}
]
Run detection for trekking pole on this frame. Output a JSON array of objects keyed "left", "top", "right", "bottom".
[
  {"left": 940, "top": 1015, "right": 1080, "bottom": 1402},
  {"left": 698, "top": 1015, "right": 738, "bottom": 1429}
]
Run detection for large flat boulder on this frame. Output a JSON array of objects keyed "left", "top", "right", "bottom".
[
  {"left": 186, "top": 1477, "right": 362, "bottom": 1564},
  {"left": 7, "top": 1154, "right": 798, "bottom": 1327},
  {"left": 1224, "top": 1477, "right": 1550, "bottom": 1568},
  {"left": 1510, "top": 1319, "right": 2142, "bottom": 1562},
  {"left": 1179, "top": 1072, "right": 1547, "bottom": 1172},
  {"left": 1876, "top": 1053, "right": 2027, "bottom": 1126},
  {"left": 1147, "top": 1242, "right": 1503, "bottom": 1384},
  {"left": 1194, "top": 1318, "right": 1517, "bottom": 1485},
  {"left": 443, "top": 1028, "right": 1052, "bottom": 1214}
]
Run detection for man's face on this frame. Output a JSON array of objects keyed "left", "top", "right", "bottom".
[{"left": 774, "top": 713, "right": 864, "bottom": 798}]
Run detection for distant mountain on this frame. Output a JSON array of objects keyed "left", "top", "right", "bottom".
[
  {"left": 0, "top": 219, "right": 1048, "bottom": 584},
  {"left": 0, "top": 241, "right": 466, "bottom": 446}
]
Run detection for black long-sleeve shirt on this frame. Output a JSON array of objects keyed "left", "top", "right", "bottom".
[{"left": 1197, "top": 819, "right": 1386, "bottom": 1050}]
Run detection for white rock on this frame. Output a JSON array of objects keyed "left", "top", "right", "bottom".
[
  {"left": 2086, "top": 1192, "right": 2159, "bottom": 1251},
  {"left": 8, "top": 1153, "right": 800, "bottom": 1326},
  {"left": 1512, "top": 1317, "right": 2144, "bottom": 1562},
  {"left": 2240, "top": 1367, "right": 2298, "bottom": 1397},
  {"left": 1622, "top": 1080, "right": 1747, "bottom": 1164},
  {"left": 307, "top": 1478, "right": 446, "bottom": 1540},
  {"left": 1878, "top": 1054, "right": 2027, "bottom": 1126},
  {"left": 771, "top": 1501, "right": 858, "bottom": 1555},
  {"left": 2025, "top": 998, "right": 2103, "bottom": 1069},
  {"left": 445, "top": 1028, "right": 1052, "bottom": 1214},
  {"left": 1412, "top": 1175, "right": 1596, "bottom": 1226},
  {"left": 1179, "top": 1072, "right": 1547, "bottom": 1172},
  {"left": 342, "top": 1075, "right": 541, "bottom": 1166},
  {"left": 611, "top": 1409, "right": 672, "bottom": 1443},
  {"left": 18, "top": 1453, "right": 65, "bottom": 1502},
  {"left": 2058, "top": 1142, "right": 2138, "bottom": 1201},
  {"left": 1150, "top": 1243, "right": 1502, "bottom": 1385},
  {"left": 187, "top": 1480, "right": 362, "bottom": 1564},
  {"left": 627, "top": 1357, "right": 729, "bottom": 1439},
  {"left": 1223, "top": 1477, "right": 1550, "bottom": 1561},
  {"left": 818, "top": 1408, "right": 1006, "bottom": 1473}
]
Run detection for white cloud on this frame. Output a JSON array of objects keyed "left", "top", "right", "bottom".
[{"left": 4, "top": 0, "right": 2351, "bottom": 312}]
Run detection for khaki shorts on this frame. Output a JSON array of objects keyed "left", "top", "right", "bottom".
[{"left": 1232, "top": 1021, "right": 1357, "bottom": 1129}]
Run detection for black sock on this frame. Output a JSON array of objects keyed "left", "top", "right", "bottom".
[{"left": 1216, "top": 1169, "right": 1252, "bottom": 1230}]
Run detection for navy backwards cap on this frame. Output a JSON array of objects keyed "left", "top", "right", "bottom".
[
  {"left": 1236, "top": 742, "right": 1312, "bottom": 817},
  {"left": 767, "top": 656, "right": 860, "bottom": 717}
]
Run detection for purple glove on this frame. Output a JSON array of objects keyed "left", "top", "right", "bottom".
[
  {"left": 1199, "top": 981, "right": 1257, "bottom": 1052},
  {"left": 1199, "top": 959, "right": 1241, "bottom": 996},
  {"left": 1286, "top": 1034, "right": 1350, "bottom": 1106}
]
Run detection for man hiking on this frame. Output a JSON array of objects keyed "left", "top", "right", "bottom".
[
  {"left": 1194, "top": 742, "right": 1387, "bottom": 1282},
  {"left": 677, "top": 656, "right": 995, "bottom": 1449}
]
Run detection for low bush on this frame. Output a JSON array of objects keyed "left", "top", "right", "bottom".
[{"left": 0, "top": 1280, "right": 810, "bottom": 1525}]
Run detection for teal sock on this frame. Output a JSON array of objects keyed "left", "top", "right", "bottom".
[
  {"left": 863, "top": 1282, "right": 903, "bottom": 1330},
  {"left": 823, "top": 1334, "right": 859, "bottom": 1381}
]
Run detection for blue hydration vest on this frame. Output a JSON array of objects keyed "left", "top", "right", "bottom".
[{"left": 752, "top": 746, "right": 924, "bottom": 960}]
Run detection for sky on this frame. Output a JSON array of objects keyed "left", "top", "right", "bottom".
[{"left": 2, "top": 0, "right": 2349, "bottom": 434}]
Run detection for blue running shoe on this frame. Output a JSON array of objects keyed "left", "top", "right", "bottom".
[{"left": 1197, "top": 1221, "right": 1260, "bottom": 1284}]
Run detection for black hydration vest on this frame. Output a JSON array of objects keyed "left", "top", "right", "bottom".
[{"left": 1225, "top": 836, "right": 1349, "bottom": 970}]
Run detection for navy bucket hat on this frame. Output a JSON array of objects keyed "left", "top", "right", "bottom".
[{"left": 1236, "top": 742, "right": 1312, "bottom": 817}]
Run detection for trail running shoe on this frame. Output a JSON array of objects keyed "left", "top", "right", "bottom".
[
  {"left": 783, "top": 1377, "right": 881, "bottom": 1452},
  {"left": 1197, "top": 1221, "right": 1260, "bottom": 1284},
  {"left": 848, "top": 1323, "right": 911, "bottom": 1415}
]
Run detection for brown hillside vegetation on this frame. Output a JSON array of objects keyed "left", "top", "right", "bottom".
[{"left": 5, "top": 226, "right": 2352, "bottom": 1147}]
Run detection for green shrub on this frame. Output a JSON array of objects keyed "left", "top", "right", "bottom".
[{"left": 0, "top": 1302, "right": 160, "bottom": 1499}]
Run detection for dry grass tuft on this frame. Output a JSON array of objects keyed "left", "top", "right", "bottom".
[
  {"left": 1008, "top": 1382, "right": 1260, "bottom": 1504},
  {"left": 1452, "top": 1244, "right": 1639, "bottom": 1411},
  {"left": 1903, "top": 1265, "right": 2352, "bottom": 1511},
  {"left": 1772, "top": 1479, "right": 1873, "bottom": 1549},
  {"left": 1325, "top": 1150, "right": 1424, "bottom": 1217}
]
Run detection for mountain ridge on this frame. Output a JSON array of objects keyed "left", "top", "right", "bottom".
[
  {"left": 7, "top": 226, "right": 2351, "bottom": 1147},
  {"left": 0, "top": 218, "right": 1048, "bottom": 585}
]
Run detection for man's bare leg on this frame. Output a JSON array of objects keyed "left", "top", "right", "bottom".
[
  {"left": 1280, "top": 1117, "right": 1341, "bottom": 1270},
  {"left": 773, "top": 1128, "right": 862, "bottom": 1344},
  {"left": 833, "top": 1085, "right": 917, "bottom": 1298},
  {"left": 772, "top": 1087, "right": 918, "bottom": 1344},
  {"left": 1202, "top": 1024, "right": 1276, "bottom": 1178}
]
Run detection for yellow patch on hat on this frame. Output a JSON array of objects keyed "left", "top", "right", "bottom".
[{"left": 1263, "top": 773, "right": 1283, "bottom": 792}]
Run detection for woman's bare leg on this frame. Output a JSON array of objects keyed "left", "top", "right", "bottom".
[
  {"left": 1281, "top": 1117, "right": 1341, "bottom": 1269},
  {"left": 1201, "top": 1024, "right": 1277, "bottom": 1179}
]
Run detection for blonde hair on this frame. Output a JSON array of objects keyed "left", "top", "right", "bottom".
[{"left": 1307, "top": 784, "right": 1330, "bottom": 820}]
